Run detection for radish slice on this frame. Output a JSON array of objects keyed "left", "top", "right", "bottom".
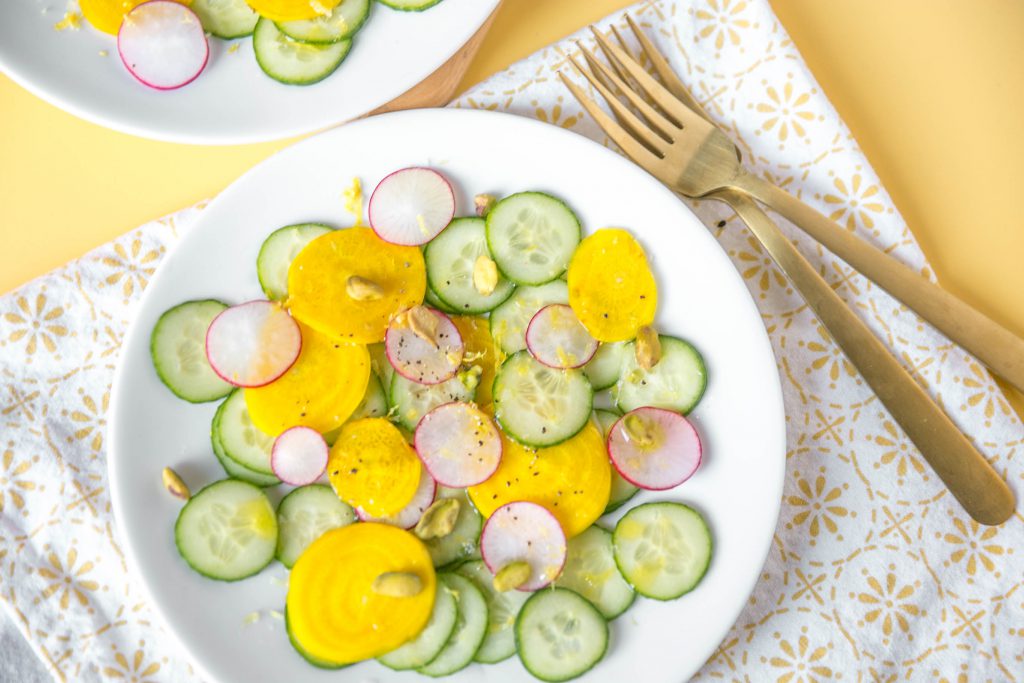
[
  {"left": 118, "top": 1, "right": 209, "bottom": 91},
  {"left": 525, "top": 304, "right": 599, "bottom": 369},
  {"left": 271, "top": 426, "right": 328, "bottom": 486},
  {"left": 607, "top": 407, "right": 702, "bottom": 491},
  {"left": 385, "top": 307, "right": 464, "bottom": 385},
  {"left": 414, "top": 402, "right": 502, "bottom": 487},
  {"left": 481, "top": 501, "right": 567, "bottom": 591},
  {"left": 357, "top": 466, "right": 436, "bottom": 529},
  {"left": 205, "top": 301, "right": 301, "bottom": 388},
  {"left": 368, "top": 168, "right": 456, "bottom": 246}
]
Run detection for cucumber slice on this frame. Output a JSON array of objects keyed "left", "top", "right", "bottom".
[
  {"left": 416, "top": 573, "right": 489, "bottom": 677},
  {"left": 456, "top": 560, "right": 530, "bottom": 663},
  {"left": 592, "top": 409, "right": 638, "bottom": 514},
  {"left": 424, "top": 217, "right": 515, "bottom": 314},
  {"left": 211, "top": 397, "right": 280, "bottom": 487},
  {"left": 389, "top": 372, "right": 475, "bottom": 432},
  {"left": 276, "top": 0, "right": 370, "bottom": 44},
  {"left": 492, "top": 351, "right": 593, "bottom": 448},
  {"left": 216, "top": 390, "right": 275, "bottom": 475},
  {"left": 351, "top": 372, "right": 388, "bottom": 420},
  {"left": 424, "top": 286, "right": 458, "bottom": 314},
  {"left": 150, "top": 300, "right": 233, "bottom": 403},
  {"left": 489, "top": 281, "right": 568, "bottom": 355},
  {"left": 515, "top": 588, "right": 608, "bottom": 682},
  {"left": 583, "top": 342, "right": 627, "bottom": 391},
  {"left": 378, "top": 577, "right": 458, "bottom": 670},
  {"left": 190, "top": 0, "right": 258, "bottom": 39},
  {"left": 256, "top": 223, "right": 332, "bottom": 301},
  {"left": 424, "top": 488, "right": 483, "bottom": 568},
  {"left": 605, "top": 473, "right": 640, "bottom": 515},
  {"left": 377, "top": 0, "right": 443, "bottom": 10},
  {"left": 368, "top": 341, "right": 394, "bottom": 389},
  {"left": 253, "top": 18, "right": 351, "bottom": 86},
  {"left": 612, "top": 502, "right": 712, "bottom": 600},
  {"left": 615, "top": 335, "right": 707, "bottom": 415},
  {"left": 285, "top": 608, "right": 348, "bottom": 669},
  {"left": 174, "top": 479, "right": 278, "bottom": 581},
  {"left": 485, "top": 192, "right": 581, "bottom": 286},
  {"left": 555, "top": 526, "right": 635, "bottom": 619},
  {"left": 591, "top": 408, "right": 620, "bottom": 436},
  {"left": 275, "top": 485, "right": 356, "bottom": 569}
]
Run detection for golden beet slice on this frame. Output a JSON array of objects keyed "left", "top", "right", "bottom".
[
  {"left": 80, "top": 0, "right": 187, "bottom": 35},
  {"left": 469, "top": 422, "right": 611, "bottom": 538},
  {"left": 328, "top": 418, "right": 422, "bottom": 517},
  {"left": 286, "top": 523, "right": 435, "bottom": 665},
  {"left": 244, "top": 0, "right": 341, "bottom": 22},
  {"left": 567, "top": 228, "right": 657, "bottom": 342},
  {"left": 244, "top": 323, "right": 369, "bottom": 436},
  {"left": 288, "top": 227, "right": 426, "bottom": 344}
]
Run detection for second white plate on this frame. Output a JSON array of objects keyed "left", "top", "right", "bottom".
[{"left": 0, "top": 0, "right": 499, "bottom": 144}]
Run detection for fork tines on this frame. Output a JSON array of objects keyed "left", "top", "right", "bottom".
[{"left": 559, "top": 14, "right": 714, "bottom": 165}]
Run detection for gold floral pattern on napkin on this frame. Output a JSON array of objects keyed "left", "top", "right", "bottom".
[
  {"left": 1, "top": 210, "right": 200, "bottom": 682},
  {"left": 1, "top": 1, "right": 1022, "bottom": 681}
]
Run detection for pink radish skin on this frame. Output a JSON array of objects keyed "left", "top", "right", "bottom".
[
  {"left": 368, "top": 168, "right": 456, "bottom": 246},
  {"left": 385, "top": 308, "right": 464, "bottom": 385},
  {"left": 118, "top": 1, "right": 209, "bottom": 91},
  {"left": 271, "top": 427, "right": 328, "bottom": 486},
  {"left": 480, "top": 501, "right": 567, "bottom": 592},
  {"left": 205, "top": 301, "right": 301, "bottom": 388},
  {"left": 525, "top": 304, "right": 598, "bottom": 370},
  {"left": 414, "top": 402, "right": 502, "bottom": 487},
  {"left": 357, "top": 466, "right": 436, "bottom": 529},
  {"left": 607, "top": 407, "right": 702, "bottom": 491}
]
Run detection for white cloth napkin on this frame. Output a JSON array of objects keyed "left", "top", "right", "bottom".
[{"left": 2, "top": 1, "right": 1022, "bottom": 681}]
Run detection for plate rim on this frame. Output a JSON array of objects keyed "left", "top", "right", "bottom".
[
  {"left": 0, "top": 0, "right": 500, "bottom": 145},
  {"left": 108, "top": 107, "right": 787, "bottom": 682}
]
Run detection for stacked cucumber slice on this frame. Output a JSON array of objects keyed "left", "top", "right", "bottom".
[
  {"left": 277, "top": 0, "right": 370, "bottom": 43},
  {"left": 190, "top": 0, "right": 260, "bottom": 40},
  {"left": 377, "top": 575, "right": 460, "bottom": 670},
  {"left": 275, "top": 485, "right": 356, "bottom": 568},
  {"left": 152, "top": 168, "right": 716, "bottom": 682},
  {"left": 425, "top": 217, "right": 516, "bottom": 314},
  {"left": 253, "top": 18, "right": 354, "bottom": 86}
]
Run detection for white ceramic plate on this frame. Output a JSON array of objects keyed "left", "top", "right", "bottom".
[
  {"left": 0, "top": 0, "right": 498, "bottom": 144},
  {"left": 109, "top": 109, "right": 786, "bottom": 683}
]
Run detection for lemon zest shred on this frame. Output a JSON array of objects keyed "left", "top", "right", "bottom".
[
  {"left": 54, "top": 11, "right": 82, "bottom": 31},
  {"left": 342, "top": 177, "right": 364, "bottom": 226}
]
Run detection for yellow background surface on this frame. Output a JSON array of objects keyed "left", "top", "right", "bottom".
[{"left": 0, "top": 0, "right": 1021, "bottom": 414}]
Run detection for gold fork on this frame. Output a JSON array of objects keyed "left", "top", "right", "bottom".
[
  {"left": 559, "top": 20, "right": 1014, "bottom": 525},
  {"left": 568, "top": 17, "right": 1024, "bottom": 396}
]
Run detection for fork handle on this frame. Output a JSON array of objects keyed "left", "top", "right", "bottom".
[
  {"left": 717, "top": 189, "right": 1014, "bottom": 525},
  {"left": 734, "top": 171, "right": 1024, "bottom": 394}
]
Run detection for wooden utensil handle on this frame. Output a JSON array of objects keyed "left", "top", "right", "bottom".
[
  {"left": 735, "top": 171, "right": 1024, "bottom": 394},
  {"left": 718, "top": 189, "right": 1014, "bottom": 525},
  {"left": 369, "top": 2, "right": 502, "bottom": 115}
]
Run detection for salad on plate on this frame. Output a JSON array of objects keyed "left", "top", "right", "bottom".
[
  {"left": 65, "top": 0, "right": 443, "bottom": 90},
  {"left": 151, "top": 166, "right": 711, "bottom": 682}
]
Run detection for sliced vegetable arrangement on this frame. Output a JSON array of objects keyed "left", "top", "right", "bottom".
[
  {"left": 73, "top": 0, "right": 445, "bottom": 90},
  {"left": 154, "top": 167, "right": 712, "bottom": 681}
]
